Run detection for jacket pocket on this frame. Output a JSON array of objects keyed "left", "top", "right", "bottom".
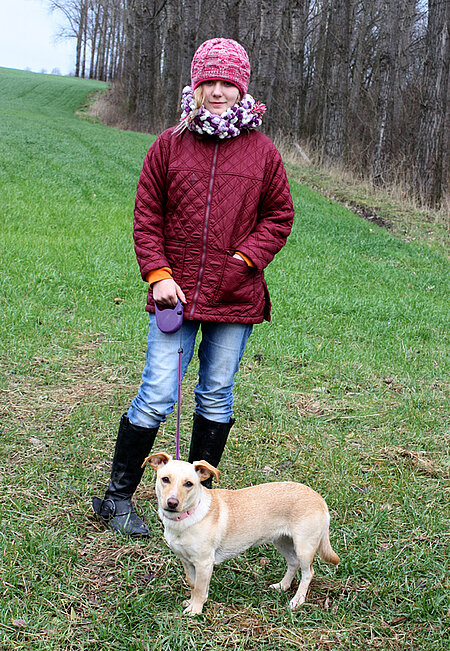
[{"left": 214, "top": 254, "right": 256, "bottom": 304}]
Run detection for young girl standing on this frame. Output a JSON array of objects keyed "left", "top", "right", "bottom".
[{"left": 93, "top": 38, "right": 295, "bottom": 537}]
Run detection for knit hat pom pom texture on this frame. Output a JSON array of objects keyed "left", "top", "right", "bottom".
[{"left": 191, "top": 38, "right": 251, "bottom": 98}]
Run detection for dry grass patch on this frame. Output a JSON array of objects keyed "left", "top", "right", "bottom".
[
  {"left": 77, "top": 534, "right": 164, "bottom": 602},
  {"left": 291, "top": 394, "right": 327, "bottom": 417},
  {"left": 1, "top": 335, "right": 135, "bottom": 435},
  {"left": 380, "top": 446, "right": 449, "bottom": 480}
]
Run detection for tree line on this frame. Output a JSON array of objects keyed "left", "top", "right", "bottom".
[{"left": 50, "top": 0, "right": 449, "bottom": 208}]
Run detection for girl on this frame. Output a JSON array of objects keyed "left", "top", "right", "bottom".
[{"left": 93, "top": 38, "right": 295, "bottom": 537}]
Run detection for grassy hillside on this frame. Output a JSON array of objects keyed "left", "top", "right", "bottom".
[{"left": 0, "top": 67, "right": 448, "bottom": 650}]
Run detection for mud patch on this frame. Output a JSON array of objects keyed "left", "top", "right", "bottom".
[{"left": 346, "top": 201, "right": 392, "bottom": 229}]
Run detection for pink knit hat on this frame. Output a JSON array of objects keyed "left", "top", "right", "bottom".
[{"left": 191, "top": 38, "right": 251, "bottom": 97}]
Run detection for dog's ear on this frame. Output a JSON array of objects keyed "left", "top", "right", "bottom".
[
  {"left": 142, "top": 451, "right": 171, "bottom": 471},
  {"left": 193, "top": 460, "right": 220, "bottom": 483}
]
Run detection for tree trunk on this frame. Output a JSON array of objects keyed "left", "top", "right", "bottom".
[
  {"left": 123, "top": 0, "right": 140, "bottom": 112},
  {"left": 75, "top": 0, "right": 87, "bottom": 77},
  {"left": 80, "top": 0, "right": 88, "bottom": 77},
  {"left": 371, "top": 0, "right": 403, "bottom": 184},
  {"left": 89, "top": 3, "right": 101, "bottom": 79},
  {"left": 160, "top": 0, "right": 181, "bottom": 128},
  {"left": 322, "top": 0, "right": 350, "bottom": 162},
  {"left": 413, "top": 0, "right": 449, "bottom": 206},
  {"left": 180, "top": 0, "right": 199, "bottom": 87},
  {"left": 289, "top": 0, "right": 308, "bottom": 138},
  {"left": 136, "top": 0, "right": 157, "bottom": 128},
  {"left": 255, "top": 0, "right": 285, "bottom": 136},
  {"left": 305, "top": 0, "right": 330, "bottom": 144}
]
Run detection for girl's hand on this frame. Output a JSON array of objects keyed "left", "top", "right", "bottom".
[{"left": 152, "top": 278, "right": 187, "bottom": 308}]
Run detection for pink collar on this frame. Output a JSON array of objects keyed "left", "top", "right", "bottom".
[{"left": 165, "top": 501, "right": 200, "bottom": 522}]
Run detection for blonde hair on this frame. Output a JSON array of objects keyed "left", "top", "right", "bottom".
[
  {"left": 193, "top": 86, "right": 205, "bottom": 109},
  {"left": 174, "top": 87, "right": 204, "bottom": 136}
]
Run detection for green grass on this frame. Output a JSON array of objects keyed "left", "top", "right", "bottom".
[
  {"left": 0, "top": 67, "right": 449, "bottom": 650},
  {"left": 282, "top": 161, "right": 449, "bottom": 259}
]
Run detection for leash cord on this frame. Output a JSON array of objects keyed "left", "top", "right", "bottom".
[{"left": 175, "top": 325, "right": 183, "bottom": 460}]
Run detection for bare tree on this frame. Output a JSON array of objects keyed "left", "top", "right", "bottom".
[
  {"left": 371, "top": 0, "right": 414, "bottom": 184},
  {"left": 413, "top": 0, "right": 449, "bottom": 206},
  {"left": 289, "top": 0, "right": 309, "bottom": 138},
  {"left": 135, "top": 0, "right": 159, "bottom": 127},
  {"left": 303, "top": 0, "right": 330, "bottom": 144},
  {"left": 49, "top": 0, "right": 86, "bottom": 76},
  {"left": 160, "top": 0, "right": 181, "bottom": 126},
  {"left": 321, "top": 0, "right": 351, "bottom": 161}
]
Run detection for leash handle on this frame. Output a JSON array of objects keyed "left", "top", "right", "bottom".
[{"left": 155, "top": 299, "right": 184, "bottom": 333}]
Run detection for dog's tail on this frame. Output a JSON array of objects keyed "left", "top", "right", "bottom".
[{"left": 318, "top": 517, "right": 340, "bottom": 566}]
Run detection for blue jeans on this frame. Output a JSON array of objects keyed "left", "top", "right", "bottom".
[{"left": 127, "top": 316, "right": 253, "bottom": 428}]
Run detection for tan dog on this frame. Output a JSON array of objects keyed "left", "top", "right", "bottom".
[{"left": 143, "top": 452, "right": 339, "bottom": 615}]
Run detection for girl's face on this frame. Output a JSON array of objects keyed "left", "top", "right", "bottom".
[{"left": 201, "top": 80, "right": 240, "bottom": 114}]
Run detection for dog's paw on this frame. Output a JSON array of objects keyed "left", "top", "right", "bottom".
[
  {"left": 270, "top": 581, "right": 291, "bottom": 593},
  {"left": 289, "top": 594, "right": 305, "bottom": 611},
  {"left": 183, "top": 601, "right": 204, "bottom": 616}
]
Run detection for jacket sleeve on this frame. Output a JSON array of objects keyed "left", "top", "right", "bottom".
[
  {"left": 133, "top": 132, "right": 171, "bottom": 281},
  {"left": 236, "top": 146, "right": 294, "bottom": 270}
]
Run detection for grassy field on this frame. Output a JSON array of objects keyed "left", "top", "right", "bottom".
[{"left": 0, "top": 67, "right": 448, "bottom": 650}]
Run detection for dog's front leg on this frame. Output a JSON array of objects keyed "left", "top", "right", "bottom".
[
  {"left": 181, "top": 559, "right": 196, "bottom": 590},
  {"left": 183, "top": 557, "right": 214, "bottom": 616}
]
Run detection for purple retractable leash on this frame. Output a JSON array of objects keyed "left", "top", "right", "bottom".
[{"left": 154, "top": 299, "right": 184, "bottom": 460}]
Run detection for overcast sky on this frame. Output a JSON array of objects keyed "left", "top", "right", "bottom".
[{"left": 0, "top": 0, "right": 76, "bottom": 75}]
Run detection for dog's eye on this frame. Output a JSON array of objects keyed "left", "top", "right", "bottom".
[
  {"left": 184, "top": 481, "right": 193, "bottom": 488},
  {"left": 161, "top": 477, "right": 170, "bottom": 484}
]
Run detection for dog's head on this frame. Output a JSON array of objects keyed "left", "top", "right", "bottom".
[{"left": 142, "top": 452, "right": 219, "bottom": 516}]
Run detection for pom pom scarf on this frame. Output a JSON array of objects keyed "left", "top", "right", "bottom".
[{"left": 177, "top": 86, "right": 266, "bottom": 138}]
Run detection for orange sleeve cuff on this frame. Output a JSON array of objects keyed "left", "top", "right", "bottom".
[
  {"left": 146, "top": 267, "right": 173, "bottom": 286},
  {"left": 235, "top": 251, "right": 255, "bottom": 267}
]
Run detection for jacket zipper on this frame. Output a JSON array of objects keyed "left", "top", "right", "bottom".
[{"left": 189, "top": 142, "right": 219, "bottom": 319}]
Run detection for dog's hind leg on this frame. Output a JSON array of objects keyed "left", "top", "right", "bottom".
[
  {"left": 270, "top": 535, "right": 301, "bottom": 592},
  {"left": 288, "top": 548, "right": 315, "bottom": 610}
]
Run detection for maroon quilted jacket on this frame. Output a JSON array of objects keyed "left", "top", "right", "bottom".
[{"left": 133, "top": 127, "right": 294, "bottom": 323}]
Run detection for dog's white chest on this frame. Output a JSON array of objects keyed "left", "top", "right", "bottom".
[
  {"left": 164, "top": 526, "right": 206, "bottom": 563},
  {"left": 164, "top": 528, "right": 185, "bottom": 550}
]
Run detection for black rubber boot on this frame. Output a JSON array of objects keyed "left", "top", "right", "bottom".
[
  {"left": 188, "top": 413, "right": 235, "bottom": 488},
  {"left": 92, "top": 414, "right": 158, "bottom": 538}
]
